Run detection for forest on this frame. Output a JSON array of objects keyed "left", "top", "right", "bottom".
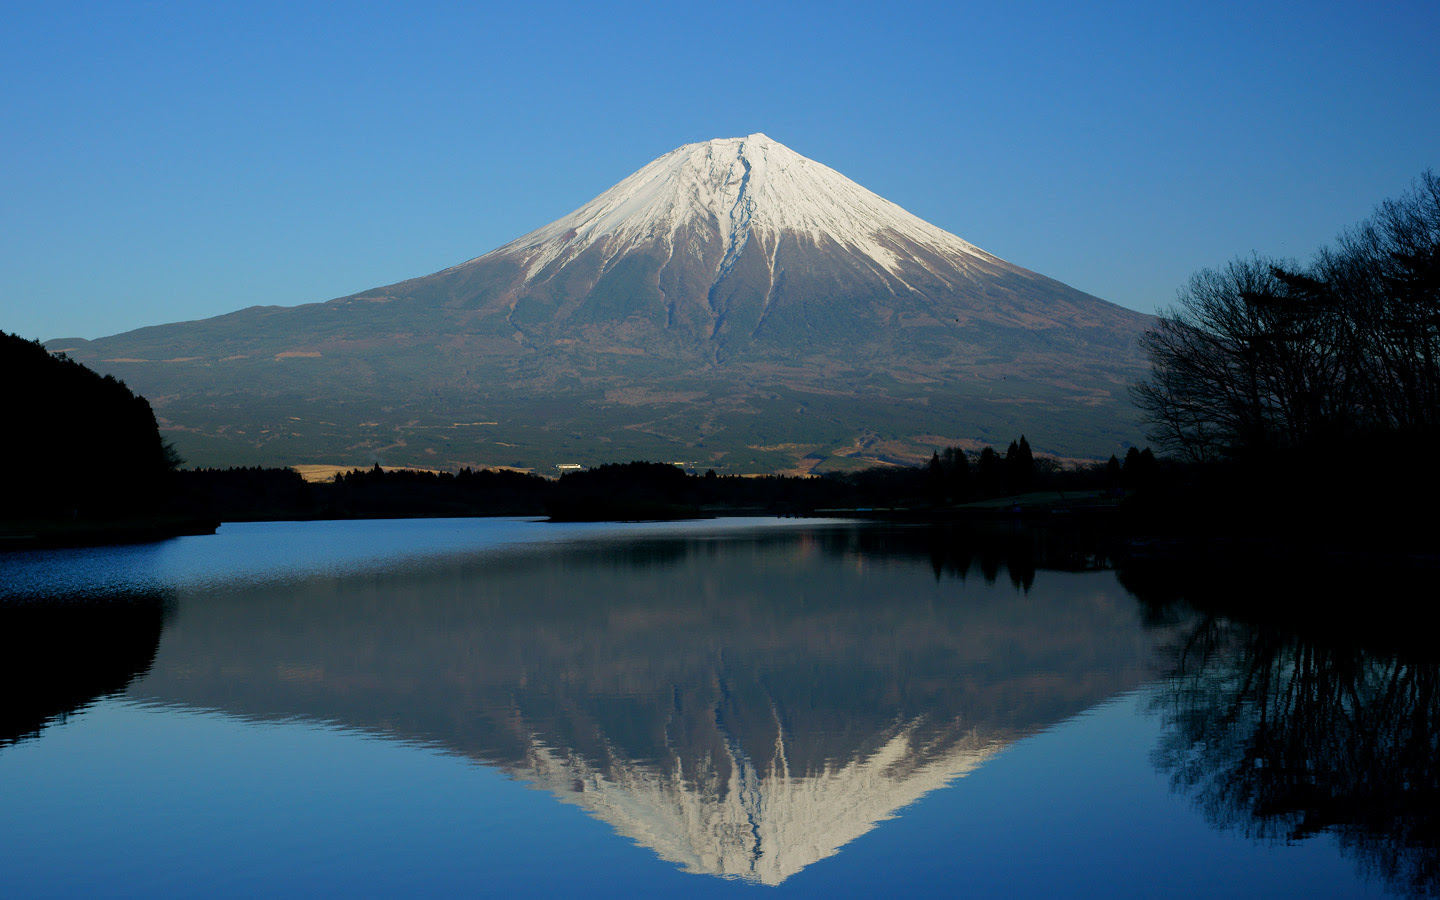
[
  {"left": 1125, "top": 172, "right": 1440, "bottom": 553},
  {"left": 1134, "top": 171, "right": 1439, "bottom": 462},
  {"left": 0, "top": 331, "right": 179, "bottom": 516},
  {"left": 0, "top": 331, "right": 213, "bottom": 547},
  {"left": 168, "top": 439, "right": 1148, "bottom": 524}
]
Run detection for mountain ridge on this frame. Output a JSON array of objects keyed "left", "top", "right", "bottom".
[{"left": 49, "top": 135, "right": 1152, "bottom": 472}]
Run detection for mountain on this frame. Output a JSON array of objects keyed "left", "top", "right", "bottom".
[{"left": 49, "top": 134, "right": 1153, "bottom": 472}]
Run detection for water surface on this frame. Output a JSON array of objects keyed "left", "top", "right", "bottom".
[{"left": 1, "top": 518, "right": 1424, "bottom": 897}]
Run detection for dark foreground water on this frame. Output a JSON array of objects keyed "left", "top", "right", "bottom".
[{"left": 1, "top": 518, "right": 1432, "bottom": 898}]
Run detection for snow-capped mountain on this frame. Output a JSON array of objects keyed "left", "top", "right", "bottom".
[
  {"left": 51, "top": 135, "right": 1153, "bottom": 470},
  {"left": 367, "top": 132, "right": 1135, "bottom": 359},
  {"left": 489, "top": 132, "right": 996, "bottom": 293}
]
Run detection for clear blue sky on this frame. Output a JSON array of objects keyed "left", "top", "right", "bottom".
[{"left": 3, "top": 0, "right": 1436, "bottom": 341}]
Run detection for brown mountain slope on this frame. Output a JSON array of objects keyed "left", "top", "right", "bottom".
[{"left": 51, "top": 135, "right": 1151, "bottom": 472}]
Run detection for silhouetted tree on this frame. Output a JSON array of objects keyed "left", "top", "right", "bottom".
[
  {"left": 974, "top": 446, "right": 1003, "bottom": 498},
  {"left": 928, "top": 452, "right": 946, "bottom": 504},
  {"left": 1, "top": 331, "right": 179, "bottom": 518},
  {"left": 1134, "top": 172, "right": 1440, "bottom": 462},
  {"left": 1133, "top": 257, "right": 1330, "bottom": 461},
  {"left": 942, "top": 446, "right": 971, "bottom": 500},
  {"left": 1120, "top": 447, "right": 1157, "bottom": 489},
  {"left": 1005, "top": 435, "right": 1035, "bottom": 493},
  {"left": 1323, "top": 170, "right": 1440, "bottom": 433}
]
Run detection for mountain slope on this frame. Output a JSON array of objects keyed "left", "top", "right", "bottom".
[{"left": 49, "top": 134, "right": 1152, "bottom": 472}]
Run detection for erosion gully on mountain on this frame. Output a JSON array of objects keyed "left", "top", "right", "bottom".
[{"left": 49, "top": 135, "right": 1152, "bottom": 474}]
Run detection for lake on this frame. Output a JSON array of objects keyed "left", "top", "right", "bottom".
[{"left": 1, "top": 518, "right": 1431, "bottom": 898}]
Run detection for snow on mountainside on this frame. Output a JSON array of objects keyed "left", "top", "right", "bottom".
[
  {"left": 50, "top": 133, "right": 1154, "bottom": 470},
  {"left": 385, "top": 131, "right": 1145, "bottom": 356},
  {"left": 479, "top": 133, "right": 997, "bottom": 287}
]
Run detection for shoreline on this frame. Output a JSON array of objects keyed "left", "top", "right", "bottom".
[{"left": 0, "top": 514, "right": 220, "bottom": 552}]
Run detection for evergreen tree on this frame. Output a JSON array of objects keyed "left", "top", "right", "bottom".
[
  {"left": 928, "top": 452, "right": 946, "bottom": 504},
  {"left": 1004, "top": 435, "right": 1036, "bottom": 494},
  {"left": 2, "top": 331, "right": 179, "bottom": 518},
  {"left": 1105, "top": 455, "right": 1122, "bottom": 492},
  {"left": 975, "top": 446, "right": 1003, "bottom": 498},
  {"left": 942, "top": 447, "right": 970, "bottom": 500},
  {"left": 1120, "top": 446, "right": 1159, "bottom": 490}
]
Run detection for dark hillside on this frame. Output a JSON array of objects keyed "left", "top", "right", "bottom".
[{"left": 1, "top": 330, "right": 181, "bottom": 524}]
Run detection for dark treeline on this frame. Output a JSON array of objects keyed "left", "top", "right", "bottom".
[
  {"left": 924, "top": 436, "right": 1157, "bottom": 505},
  {"left": 1134, "top": 171, "right": 1440, "bottom": 462},
  {"left": 0, "top": 331, "right": 208, "bottom": 547},
  {"left": 546, "top": 461, "right": 847, "bottom": 520},
  {"left": 1129, "top": 172, "right": 1440, "bottom": 552},
  {"left": 1, "top": 331, "right": 179, "bottom": 520},
  {"left": 174, "top": 438, "right": 1138, "bottom": 524},
  {"left": 176, "top": 462, "right": 832, "bottom": 522},
  {"left": 173, "top": 465, "right": 554, "bottom": 521}
]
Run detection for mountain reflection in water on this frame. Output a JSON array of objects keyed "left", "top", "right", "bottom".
[
  {"left": 128, "top": 523, "right": 1167, "bottom": 884},
  {"left": 10, "top": 521, "right": 1429, "bottom": 895}
]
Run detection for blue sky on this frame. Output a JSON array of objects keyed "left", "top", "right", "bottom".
[{"left": 3, "top": 0, "right": 1436, "bottom": 341}]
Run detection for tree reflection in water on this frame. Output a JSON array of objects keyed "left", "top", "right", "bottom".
[
  {"left": 1149, "top": 610, "right": 1438, "bottom": 896},
  {"left": 0, "top": 591, "right": 169, "bottom": 746}
]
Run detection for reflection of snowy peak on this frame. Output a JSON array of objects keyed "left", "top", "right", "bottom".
[
  {"left": 520, "top": 717, "right": 1005, "bottom": 885},
  {"left": 126, "top": 529, "right": 1176, "bottom": 883}
]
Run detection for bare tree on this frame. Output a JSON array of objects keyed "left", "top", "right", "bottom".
[
  {"left": 1325, "top": 170, "right": 1440, "bottom": 433},
  {"left": 1134, "top": 171, "right": 1440, "bottom": 461},
  {"left": 1132, "top": 257, "right": 1342, "bottom": 461}
]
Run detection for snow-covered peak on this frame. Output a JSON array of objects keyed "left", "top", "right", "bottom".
[{"left": 481, "top": 134, "right": 996, "bottom": 280}]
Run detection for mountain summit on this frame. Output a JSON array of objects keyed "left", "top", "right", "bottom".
[
  {"left": 393, "top": 133, "right": 1132, "bottom": 362},
  {"left": 491, "top": 132, "right": 996, "bottom": 303},
  {"left": 51, "top": 136, "right": 1152, "bottom": 472}
]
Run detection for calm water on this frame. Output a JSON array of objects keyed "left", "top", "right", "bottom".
[{"left": 0, "top": 518, "right": 1430, "bottom": 898}]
